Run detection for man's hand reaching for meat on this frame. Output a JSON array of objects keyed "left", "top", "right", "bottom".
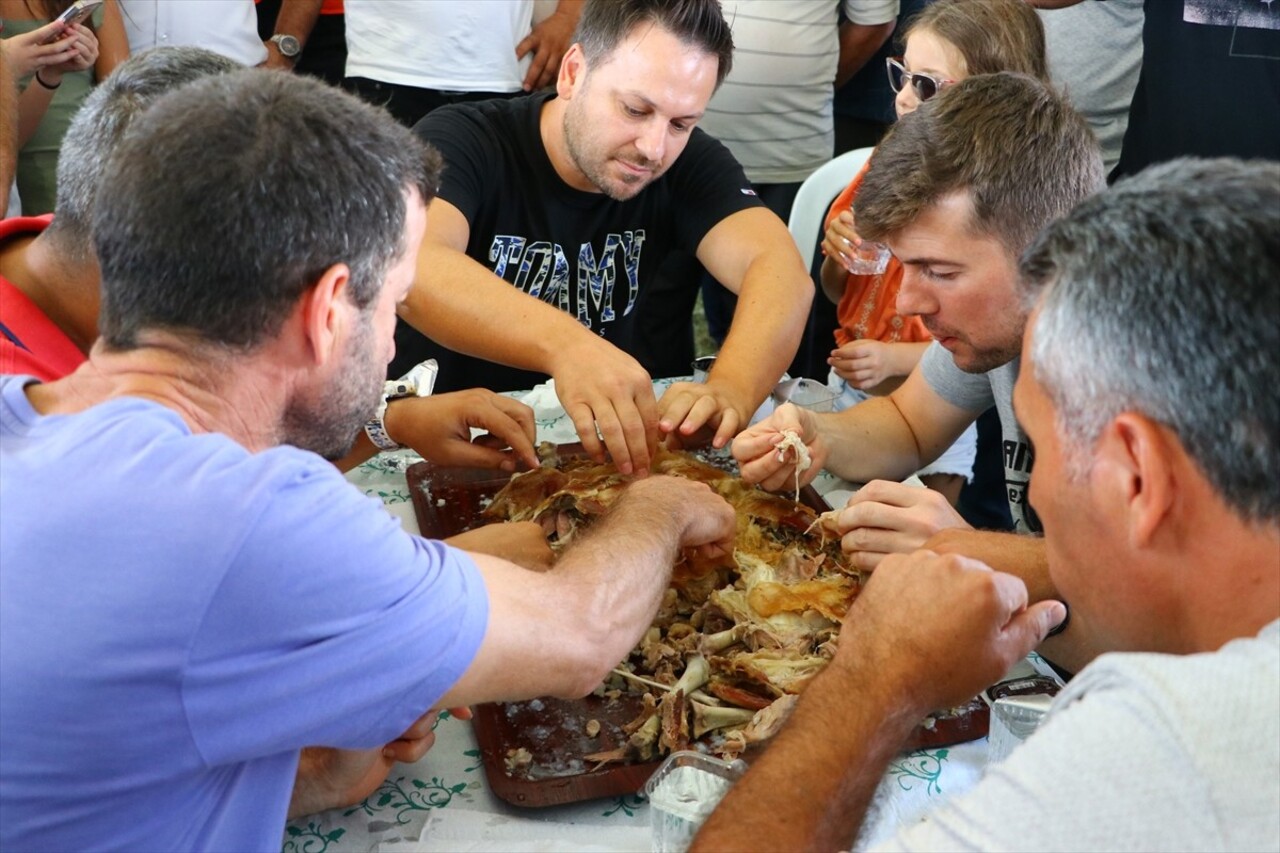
[
  {"left": 657, "top": 379, "right": 753, "bottom": 451},
  {"left": 830, "top": 480, "right": 972, "bottom": 571},
  {"left": 835, "top": 550, "right": 1065, "bottom": 711},
  {"left": 731, "top": 403, "right": 829, "bottom": 492},
  {"left": 550, "top": 340, "right": 659, "bottom": 476},
  {"left": 289, "top": 708, "right": 467, "bottom": 818},
  {"left": 383, "top": 390, "right": 539, "bottom": 471},
  {"left": 626, "top": 476, "right": 736, "bottom": 562}
]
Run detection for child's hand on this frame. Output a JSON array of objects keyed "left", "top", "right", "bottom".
[
  {"left": 829, "top": 339, "right": 896, "bottom": 389},
  {"left": 821, "top": 210, "right": 864, "bottom": 272}
]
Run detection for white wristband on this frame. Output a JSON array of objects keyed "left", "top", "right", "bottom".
[{"left": 364, "top": 360, "right": 439, "bottom": 452}]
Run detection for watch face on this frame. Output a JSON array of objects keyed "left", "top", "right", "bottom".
[{"left": 274, "top": 34, "right": 301, "bottom": 57}]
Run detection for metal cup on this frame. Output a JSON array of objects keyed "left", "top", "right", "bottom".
[{"left": 771, "top": 377, "right": 839, "bottom": 413}]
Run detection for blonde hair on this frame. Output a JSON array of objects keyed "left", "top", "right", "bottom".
[{"left": 905, "top": 0, "right": 1049, "bottom": 82}]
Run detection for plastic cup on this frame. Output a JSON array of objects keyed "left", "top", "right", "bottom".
[
  {"left": 645, "top": 751, "right": 747, "bottom": 853},
  {"left": 842, "top": 240, "right": 891, "bottom": 275}
]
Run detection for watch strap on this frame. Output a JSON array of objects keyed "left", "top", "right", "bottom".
[
  {"left": 364, "top": 390, "right": 399, "bottom": 451},
  {"left": 269, "top": 33, "right": 301, "bottom": 58},
  {"left": 364, "top": 360, "right": 439, "bottom": 452}
]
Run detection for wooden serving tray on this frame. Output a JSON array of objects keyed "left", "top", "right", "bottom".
[{"left": 405, "top": 448, "right": 988, "bottom": 807}]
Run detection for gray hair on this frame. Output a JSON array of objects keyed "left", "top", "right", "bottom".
[
  {"left": 94, "top": 68, "right": 441, "bottom": 351},
  {"left": 48, "top": 47, "right": 241, "bottom": 262},
  {"left": 1020, "top": 157, "right": 1280, "bottom": 523}
]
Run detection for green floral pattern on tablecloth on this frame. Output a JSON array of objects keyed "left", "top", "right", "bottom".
[
  {"left": 283, "top": 820, "right": 345, "bottom": 853},
  {"left": 601, "top": 793, "right": 647, "bottom": 818},
  {"left": 889, "top": 748, "right": 951, "bottom": 796},
  {"left": 343, "top": 774, "right": 481, "bottom": 823}
]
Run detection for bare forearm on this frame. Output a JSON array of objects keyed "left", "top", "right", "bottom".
[
  {"left": 889, "top": 341, "right": 930, "bottom": 378},
  {"left": 820, "top": 255, "right": 847, "bottom": 305},
  {"left": 818, "top": 396, "right": 924, "bottom": 482},
  {"left": 94, "top": 1, "right": 129, "bottom": 79},
  {"left": 274, "top": 0, "right": 324, "bottom": 43},
  {"left": 0, "top": 49, "right": 15, "bottom": 201},
  {"left": 923, "top": 528, "right": 1102, "bottom": 672},
  {"left": 693, "top": 657, "right": 916, "bottom": 851},
  {"left": 404, "top": 245, "right": 585, "bottom": 373},
  {"left": 925, "top": 529, "right": 1050, "bottom": 598},
  {"left": 16, "top": 82, "right": 54, "bottom": 147},
  {"left": 288, "top": 748, "right": 332, "bottom": 819},
  {"left": 552, "top": 0, "right": 585, "bottom": 17},
  {"left": 716, "top": 259, "right": 813, "bottom": 416},
  {"left": 551, "top": 486, "right": 684, "bottom": 665}
]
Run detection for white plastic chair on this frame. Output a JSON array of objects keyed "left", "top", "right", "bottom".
[{"left": 787, "top": 147, "right": 875, "bottom": 269}]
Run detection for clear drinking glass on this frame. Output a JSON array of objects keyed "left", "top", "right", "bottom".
[{"left": 843, "top": 239, "right": 891, "bottom": 275}]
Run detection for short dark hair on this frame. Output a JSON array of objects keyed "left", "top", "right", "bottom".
[
  {"left": 95, "top": 70, "right": 442, "bottom": 351},
  {"left": 574, "top": 0, "right": 734, "bottom": 88},
  {"left": 1021, "top": 158, "right": 1280, "bottom": 524},
  {"left": 49, "top": 47, "right": 241, "bottom": 262},
  {"left": 855, "top": 73, "right": 1103, "bottom": 257}
]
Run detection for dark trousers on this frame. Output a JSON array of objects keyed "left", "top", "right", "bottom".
[
  {"left": 956, "top": 407, "right": 1015, "bottom": 532},
  {"left": 343, "top": 78, "right": 518, "bottom": 129}
]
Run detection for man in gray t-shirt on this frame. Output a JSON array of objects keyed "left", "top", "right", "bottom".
[
  {"left": 734, "top": 74, "right": 1104, "bottom": 669},
  {"left": 919, "top": 346, "right": 1039, "bottom": 533}
]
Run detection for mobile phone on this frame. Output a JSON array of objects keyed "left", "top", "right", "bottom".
[
  {"left": 40, "top": 0, "right": 101, "bottom": 45},
  {"left": 51, "top": 0, "right": 103, "bottom": 30}
]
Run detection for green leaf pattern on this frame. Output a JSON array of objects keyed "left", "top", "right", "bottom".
[
  {"left": 602, "top": 793, "right": 647, "bottom": 818},
  {"left": 282, "top": 821, "right": 345, "bottom": 853},
  {"left": 341, "top": 774, "right": 475, "bottom": 825},
  {"left": 888, "top": 748, "right": 950, "bottom": 796}
]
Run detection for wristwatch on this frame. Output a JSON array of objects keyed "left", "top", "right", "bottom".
[
  {"left": 364, "top": 360, "right": 439, "bottom": 452},
  {"left": 269, "top": 33, "right": 302, "bottom": 60}
]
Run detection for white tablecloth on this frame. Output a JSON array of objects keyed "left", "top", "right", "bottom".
[{"left": 282, "top": 379, "right": 1023, "bottom": 853}]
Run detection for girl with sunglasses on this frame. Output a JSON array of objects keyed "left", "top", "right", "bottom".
[{"left": 818, "top": 0, "right": 1048, "bottom": 506}]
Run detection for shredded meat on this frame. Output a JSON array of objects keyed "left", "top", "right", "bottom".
[
  {"left": 774, "top": 429, "right": 811, "bottom": 502},
  {"left": 484, "top": 446, "right": 861, "bottom": 761}
]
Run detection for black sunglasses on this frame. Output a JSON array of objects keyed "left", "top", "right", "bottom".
[{"left": 886, "top": 57, "right": 954, "bottom": 102}]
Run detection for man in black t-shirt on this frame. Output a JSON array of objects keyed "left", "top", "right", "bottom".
[{"left": 397, "top": 0, "right": 814, "bottom": 476}]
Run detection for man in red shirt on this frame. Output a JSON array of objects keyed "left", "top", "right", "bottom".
[
  {"left": 0, "top": 47, "right": 243, "bottom": 382},
  {"left": 0, "top": 214, "right": 89, "bottom": 380}
]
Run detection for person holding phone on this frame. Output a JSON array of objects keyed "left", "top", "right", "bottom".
[
  {"left": 0, "top": 0, "right": 127, "bottom": 215},
  {"left": 1, "top": 15, "right": 84, "bottom": 214}
]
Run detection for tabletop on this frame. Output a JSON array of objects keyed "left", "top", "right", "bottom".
[{"left": 281, "top": 378, "right": 1030, "bottom": 853}]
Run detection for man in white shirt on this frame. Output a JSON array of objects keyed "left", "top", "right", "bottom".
[
  {"left": 118, "top": 0, "right": 268, "bottom": 66},
  {"left": 343, "top": 0, "right": 583, "bottom": 126}
]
